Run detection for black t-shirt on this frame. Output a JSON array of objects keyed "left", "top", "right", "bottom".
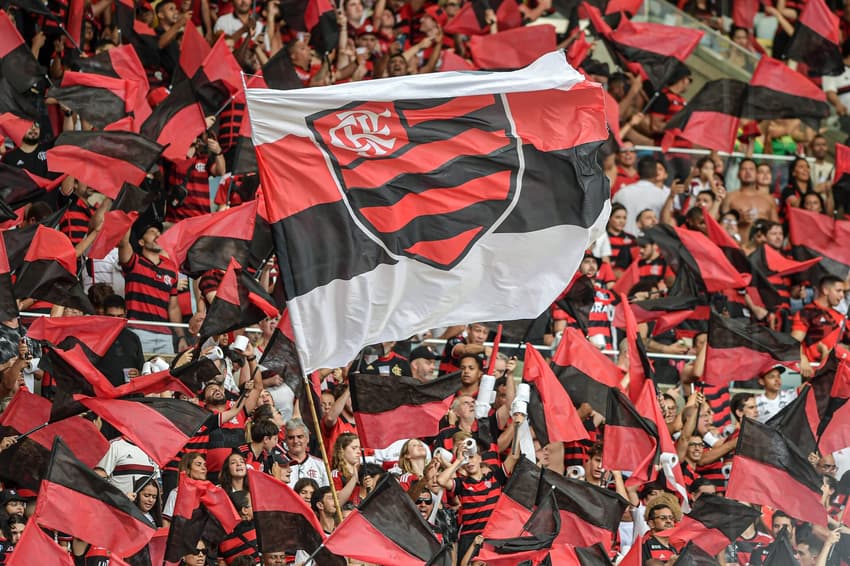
[
  {"left": 95, "top": 328, "right": 145, "bottom": 387},
  {"left": 155, "top": 26, "right": 180, "bottom": 79},
  {"left": 2, "top": 143, "right": 51, "bottom": 178}
]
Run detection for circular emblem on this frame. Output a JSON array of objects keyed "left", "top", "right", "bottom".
[{"left": 328, "top": 109, "right": 397, "bottom": 157}]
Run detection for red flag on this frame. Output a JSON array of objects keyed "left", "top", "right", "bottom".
[
  {"left": 6, "top": 519, "right": 74, "bottom": 566},
  {"left": 667, "top": 494, "right": 760, "bottom": 556},
  {"left": 88, "top": 210, "right": 138, "bottom": 260},
  {"left": 788, "top": 207, "right": 850, "bottom": 279},
  {"left": 0, "top": 390, "right": 50, "bottom": 431},
  {"left": 836, "top": 142, "right": 850, "bottom": 180},
  {"left": 198, "top": 257, "right": 279, "bottom": 337},
  {"left": 733, "top": 0, "right": 759, "bottom": 29},
  {"left": 192, "top": 36, "right": 243, "bottom": 112},
  {"left": 179, "top": 22, "right": 211, "bottom": 80},
  {"left": 744, "top": 56, "right": 829, "bottom": 123},
  {"left": 486, "top": 323, "right": 502, "bottom": 372},
  {"left": 603, "top": 387, "right": 658, "bottom": 486},
  {"left": 439, "top": 51, "right": 477, "bottom": 71},
  {"left": 612, "top": 257, "right": 640, "bottom": 296},
  {"left": 0, "top": 113, "right": 33, "bottom": 147},
  {"left": 567, "top": 30, "right": 592, "bottom": 68},
  {"left": 788, "top": 0, "right": 843, "bottom": 76},
  {"left": 621, "top": 292, "right": 647, "bottom": 402},
  {"left": 612, "top": 296, "right": 696, "bottom": 337},
  {"left": 819, "top": 397, "right": 850, "bottom": 454},
  {"left": 468, "top": 25, "right": 557, "bottom": 70},
  {"left": 603, "top": 88, "right": 623, "bottom": 146},
  {"left": 28, "top": 315, "right": 127, "bottom": 358},
  {"left": 443, "top": 2, "right": 487, "bottom": 35},
  {"left": 523, "top": 342, "right": 589, "bottom": 444},
  {"left": 606, "top": 0, "right": 643, "bottom": 14}
]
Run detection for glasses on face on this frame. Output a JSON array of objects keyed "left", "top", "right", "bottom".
[
  {"left": 416, "top": 498, "right": 433, "bottom": 505},
  {"left": 192, "top": 548, "right": 207, "bottom": 556},
  {"left": 652, "top": 515, "right": 675, "bottom": 522}
]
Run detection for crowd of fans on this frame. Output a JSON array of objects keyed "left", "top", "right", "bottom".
[{"left": 0, "top": 0, "right": 849, "bottom": 564}]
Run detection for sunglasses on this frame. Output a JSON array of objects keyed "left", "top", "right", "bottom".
[
  {"left": 416, "top": 498, "right": 433, "bottom": 505},
  {"left": 192, "top": 548, "right": 208, "bottom": 556}
]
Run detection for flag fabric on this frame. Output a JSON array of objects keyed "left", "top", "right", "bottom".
[
  {"left": 761, "top": 529, "right": 799, "bottom": 566},
  {"left": 348, "top": 371, "right": 461, "bottom": 448},
  {"left": 836, "top": 142, "right": 850, "bottom": 183},
  {"left": 76, "top": 396, "right": 212, "bottom": 467},
  {"left": 191, "top": 36, "right": 243, "bottom": 114},
  {"left": 662, "top": 79, "right": 747, "bottom": 153},
  {"left": 787, "top": 207, "right": 850, "bottom": 280},
  {"left": 0, "top": 236, "right": 17, "bottom": 320},
  {"left": 814, "top": 356, "right": 850, "bottom": 454},
  {"left": 262, "top": 46, "right": 304, "bottom": 90},
  {"left": 27, "top": 315, "right": 126, "bottom": 358},
  {"left": 0, "top": 10, "right": 45, "bottom": 122},
  {"left": 612, "top": 295, "right": 697, "bottom": 337},
  {"left": 278, "top": 0, "right": 333, "bottom": 32},
  {"left": 246, "top": 469, "right": 346, "bottom": 564},
  {"left": 523, "top": 342, "right": 589, "bottom": 445},
  {"left": 603, "top": 387, "right": 658, "bottom": 485},
  {"left": 324, "top": 474, "right": 446, "bottom": 565},
  {"left": 164, "top": 473, "right": 241, "bottom": 562},
  {"left": 747, "top": 242, "right": 821, "bottom": 302},
  {"left": 66, "top": 0, "right": 85, "bottom": 49},
  {"left": 140, "top": 81, "right": 207, "bottom": 162},
  {"left": 482, "top": 457, "right": 540, "bottom": 540},
  {"left": 114, "top": 0, "right": 160, "bottom": 68},
  {"left": 440, "top": 50, "right": 478, "bottom": 71},
  {"left": 726, "top": 418, "right": 828, "bottom": 526},
  {"left": 555, "top": 273, "right": 596, "bottom": 335},
  {"left": 257, "top": 327, "right": 307, "bottom": 397},
  {"left": 198, "top": 257, "right": 278, "bottom": 337},
  {"left": 156, "top": 200, "right": 262, "bottom": 277},
  {"left": 248, "top": 51, "right": 611, "bottom": 373},
  {"left": 46, "top": 131, "right": 163, "bottom": 199},
  {"left": 477, "top": 490, "right": 560, "bottom": 566},
  {"left": 2, "top": 206, "right": 68, "bottom": 273},
  {"left": 6, "top": 519, "right": 75, "bottom": 566},
  {"left": 765, "top": 385, "right": 819, "bottom": 458},
  {"left": 112, "top": 182, "right": 156, "bottom": 214},
  {"left": 703, "top": 309, "right": 800, "bottom": 386},
  {"left": 550, "top": 327, "right": 622, "bottom": 414},
  {"left": 0, "top": 162, "right": 62, "bottom": 209},
  {"left": 668, "top": 494, "right": 760, "bottom": 555},
  {"left": 741, "top": 56, "right": 830, "bottom": 128},
  {"left": 35, "top": 438, "right": 156, "bottom": 555},
  {"left": 733, "top": 0, "right": 759, "bottom": 29},
  {"left": 467, "top": 25, "right": 558, "bottom": 70},
  {"left": 72, "top": 44, "right": 149, "bottom": 87},
  {"left": 13, "top": 225, "right": 94, "bottom": 313},
  {"left": 787, "top": 0, "right": 843, "bottom": 76},
  {"left": 48, "top": 72, "right": 132, "bottom": 129},
  {"left": 443, "top": 0, "right": 522, "bottom": 35},
  {"left": 88, "top": 210, "right": 139, "bottom": 260},
  {"left": 567, "top": 29, "right": 592, "bottom": 68},
  {"left": 672, "top": 542, "right": 725, "bottom": 566},
  {"left": 0, "top": 112, "right": 33, "bottom": 146},
  {"left": 621, "top": 292, "right": 652, "bottom": 402},
  {"left": 176, "top": 22, "right": 211, "bottom": 83}
]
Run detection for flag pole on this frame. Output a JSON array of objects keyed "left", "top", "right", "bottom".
[
  {"left": 16, "top": 422, "right": 49, "bottom": 440},
  {"left": 302, "top": 372, "right": 345, "bottom": 524},
  {"left": 294, "top": 541, "right": 327, "bottom": 566}
]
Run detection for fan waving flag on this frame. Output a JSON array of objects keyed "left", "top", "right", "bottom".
[
  {"left": 668, "top": 494, "right": 761, "bottom": 555},
  {"left": 703, "top": 309, "right": 800, "bottom": 386},
  {"left": 198, "top": 257, "right": 279, "bottom": 337},
  {"left": 35, "top": 438, "right": 156, "bottom": 556},
  {"left": 7, "top": 518, "right": 75, "bottom": 566},
  {"left": 191, "top": 36, "right": 243, "bottom": 114},
  {"left": 140, "top": 81, "right": 207, "bottom": 162},
  {"left": 348, "top": 371, "right": 461, "bottom": 448},
  {"left": 48, "top": 72, "right": 133, "bottom": 130},
  {"left": 248, "top": 51, "right": 611, "bottom": 372},
  {"left": 27, "top": 314, "right": 127, "bottom": 358},
  {"left": 662, "top": 79, "right": 747, "bottom": 153},
  {"left": 741, "top": 56, "right": 830, "bottom": 128},
  {"left": 550, "top": 327, "right": 623, "bottom": 414},
  {"left": 788, "top": 207, "right": 850, "bottom": 280},
  {"left": 787, "top": 0, "right": 843, "bottom": 77}
]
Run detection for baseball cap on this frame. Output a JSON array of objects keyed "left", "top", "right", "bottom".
[
  {"left": 761, "top": 365, "right": 786, "bottom": 377},
  {"left": 1, "top": 489, "right": 27, "bottom": 506},
  {"left": 410, "top": 346, "right": 440, "bottom": 362}
]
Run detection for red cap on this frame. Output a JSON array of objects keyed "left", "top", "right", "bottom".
[
  {"left": 423, "top": 5, "right": 447, "bottom": 26},
  {"left": 147, "top": 86, "right": 170, "bottom": 108}
]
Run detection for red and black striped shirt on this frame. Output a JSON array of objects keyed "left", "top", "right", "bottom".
[
  {"left": 218, "top": 521, "right": 259, "bottom": 564},
  {"left": 452, "top": 467, "right": 506, "bottom": 536},
  {"left": 165, "top": 156, "right": 213, "bottom": 223},
  {"left": 608, "top": 230, "right": 637, "bottom": 271},
  {"left": 122, "top": 253, "right": 178, "bottom": 334},
  {"left": 60, "top": 197, "right": 95, "bottom": 246}
]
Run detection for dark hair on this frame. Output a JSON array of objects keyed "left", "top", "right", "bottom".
[
  {"left": 788, "top": 157, "right": 812, "bottom": 191},
  {"left": 720, "top": 209, "right": 739, "bottom": 222},
  {"left": 133, "top": 476, "right": 163, "bottom": 527},
  {"left": 24, "top": 201, "right": 52, "bottom": 223},
  {"left": 818, "top": 274, "right": 845, "bottom": 291},
  {"left": 611, "top": 202, "right": 627, "bottom": 216},
  {"left": 178, "top": 451, "right": 205, "bottom": 474},
  {"left": 1, "top": 514, "right": 25, "bottom": 541},
  {"left": 88, "top": 284, "right": 116, "bottom": 311},
  {"left": 218, "top": 452, "right": 246, "bottom": 492},
  {"left": 695, "top": 156, "right": 714, "bottom": 171},
  {"left": 739, "top": 157, "right": 757, "bottom": 172},
  {"left": 749, "top": 219, "right": 779, "bottom": 242},
  {"left": 843, "top": 37, "right": 850, "bottom": 59},
  {"left": 459, "top": 353, "right": 483, "bottom": 371},
  {"left": 690, "top": 477, "right": 714, "bottom": 493},
  {"left": 801, "top": 190, "right": 825, "bottom": 212},
  {"left": 729, "top": 25, "right": 749, "bottom": 38},
  {"left": 636, "top": 208, "right": 655, "bottom": 224},
  {"left": 731, "top": 392, "right": 754, "bottom": 419},
  {"left": 229, "top": 490, "right": 251, "bottom": 515},
  {"left": 311, "top": 486, "right": 332, "bottom": 513},
  {"left": 357, "top": 463, "right": 385, "bottom": 482},
  {"left": 294, "top": 478, "right": 320, "bottom": 496},
  {"left": 638, "top": 156, "right": 659, "bottom": 180},
  {"left": 101, "top": 293, "right": 126, "bottom": 311},
  {"left": 250, "top": 419, "right": 279, "bottom": 444},
  {"left": 156, "top": 0, "right": 176, "bottom": 11},
  {"left": 647, "top": 503, "right": 673, "bottom": 521},
  {"left": 229, "top": 557, "right": 255, "bottom": 566}
]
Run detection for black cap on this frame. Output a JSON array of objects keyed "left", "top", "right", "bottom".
[
  {"left": 636, "top": 235, "right": 654, "bottom": 246},
  {"left": 410, "top": 346, "right": 440, "bottom": 362},
  {"left": 0, "top": 489, "right": 27, "bottom": 505}
]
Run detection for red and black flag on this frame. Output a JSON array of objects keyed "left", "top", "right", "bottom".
[
  {"left": 156, "top": 199, "right": 267, "bottom": 277},
  {"left": 523, "top": 342, "right": 589, "bottom": 446},
  {"left": 477, "top": 489, "right": 560, "bottom": 566},
  {"left": 603, "top": 387, "right": 659, "bottom": 486},
  {"left": 262, "top": 44, "right": 304, "bottom": 90},
  {"left": 249, "top": 53, "right": 611, "bottom": 373},
  {"left": 198, "top": 257, "right": 278, "bottom": 337},
  {"left": 2, "top": 205, "right": 67, "bottom": 273},
  {"left": 13, "top": 225, "right": 94, "bottom": 313},
  {"left": 72, "top": 43, "right": 149, "bottom": 87},
  {"left": 554, "top": 272, "right": 596, "bottom": 335},
  {"left": 835, "top": 142, "right": 850, "bottom": 184},
  {"left": 76, "top": 396, "right": 212, "bottom": 467},
  {"left": 662, "top": 79, "right": 747, "bottom": 153},
  {"left": 733, "top": 0, "right": 759, "bottom": 29},
  {"left": 169, "top": 355, "right": 221, "bottom": 394},
  {"left": 48, "top": 71, "right": 132, "bottom": 129},
  {"left": 324, "top": 474, "right": 447, "bottom": 565},
  {"left": 668, "top": 494, "right": 760, "bottom": 555},
  {"left": 0, "top": 162, "right": 63, "bottom": 209},
  {"left": 811, "top": 354, "right": 850, "bottom": 455},
  {"left": 0, "top": 10, "right": 45, "bottom": 123},
  {"left": 46, "top": 131, "right": 164, "bottom": 199},
  {"left": 671, "top": 542, "right": 727, "bottom": 566},
  {"left": 6, "top": 518, "right": 75, "bottom": 566},
  {"left": 0, "top": 112, "right": 33, "bottom": 147},
  {"left": 112, "top": 181, "right": 156, "bottom": 214},
  {"left": 0, "top": 235, "right": 17, "bottom": 320},
  {"left": 759, "top": 529, "right": 799, "bottom": 566},
  {"left": 348, "top": 370, "right": 461, "bottom": 448},
  {"left": 140, "top": 81, "right": 207, "bottom": 162},
  {"left": 28, "top": 314, "right": 126, "bottom": 358},
  {"left": 175, "top": 22, "right": 211, "bottom": 85},
  {"left": 620, "top": 292, "right": 653, "bottom": 402},
  {"left": 550, "top": 327, "right": 623, "bottom": 414},
  {"left": 612, "top": 295, "right": 697, "bottom": 337},
  {"left": 741, "top": 56, "right": 830, "bottom": 128},
  {"left": 114, "top": 0, "right": 160, "bottom": 68},
  {"left": 88, "top": 210, "right": 139, "bottom": 260},
  {"left": 765, "top": 384, "right": 819, "bottom": 459},
  {"left": 787, "top": 0, "right": 843, "bottom": 77},
  {"left": 164, "top": 473, "right": 242, "bottom": 563},
  {"left": 726, "top": 418, "right": 828, "bottom": 526},
  {"left": 468, "top": 25, "right": 557, "bottom": 70},
  {"left": 703, "top": 309, "right": 800, "bottom": 386},
  {"left": 190, "top": 36, "right": 243, "bottom": 114},
  {"left": 246, "top": 468, "right": 346, "bottom": 565},
  {"left": 788, "top": 207, "right": 850, "bottom": 280},
  {"left": 35, "top": 438, "right": 156, "bottom": 555},
  {"left": 257, "top": 327, "right": 307, "bottom": 398},
  {"left": 482, "top": 457, "right": 541, "bottom": 540},
  {"left": 65, "top": 0, "right": 85, "bottom": 50},
  {"left": 747, "top": 241, "right": 820, "bottom": 306},
  {"left": 443, "top": 0, "right": 522, "bottom": 35}
]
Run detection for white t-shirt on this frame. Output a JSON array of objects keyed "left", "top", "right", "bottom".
[
  {"left": 287, "top": 455, "right": 329, "bottom": 489},
  {"left": 823, "top": 66, "right": 850, "bottom": 109},
  {"left": 755, "top": 389, "right": 798, "bottom": 423},
  {"left": 612, "top": 180, "right": 671, "bottom": 235}
]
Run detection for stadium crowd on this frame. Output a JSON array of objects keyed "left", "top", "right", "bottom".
[{"left": 0, "top": 0, "right": 849, "bottom": 564}]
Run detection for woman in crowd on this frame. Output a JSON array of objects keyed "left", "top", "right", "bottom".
[
  {"left": 330, "top": 432, "right": 362, "bottom": 505},
  {"left": 218, "top": 453, "right": 248, "bottom": 493},
  {"left": 133, "top": 477, "right": 163, "bottom": 527}
]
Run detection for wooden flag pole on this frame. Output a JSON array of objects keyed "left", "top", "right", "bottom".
[{"left": 303, "top": 372, "right": 345, "bottom": 524}]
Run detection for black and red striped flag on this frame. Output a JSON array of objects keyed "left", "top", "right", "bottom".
[
  {"left": 788, "top": 207, "right": 850, "bottom": 280},
  {"left": 668, "top": 494, "right": 760, "bottom": 555},
  {"left": 175, "top": 22, "right": 211, "bottom": 84},
  {"left": 467, "top": 25, "right": 558, "bottom": 70},
  {"left": 157, "top": 199, "right": 266, "bottom": 277},
  {"left": 14, "top": 225, "right": 94, "bottom": 313},
  {"left": 550, "top": 327, "right": 622, "bottom": 414},
  {"left": 0, "top": 162, "right": 63, "bottom": 210},
  {"left": 348, "top": 370, "right": 461, "bottom": 448},
  {"left": 703, "top": 309, "right": 799, "bottom": 386},
  {"left": 765, "top": 384, "right": 819, "bottom": 459},
  {"left": 46, "top": 131, "right": 163, "bottom": 199},
  {"left": 0, "top": 235, "right": 17, "bottom": 321},
  {"left": 726, "top": 418, "right": 828, "bottom": 526},
  {"left": 477, "top": 489, "right": 560, "bottom": 566},
  {"left": 2, "top": 206, "right": 67, "bottom": 273},
  {"left": 246, "top": 468, "right": 346, "bottom": 564},
  {"left": 114, "top": 0, "right": 160, "bottom": 68},
  {"left": 35, "top": 438, "right": 156, "bottom": 555},
  {"left": 248, "top": 52, "right": 611, "bottom": 374},
  {"left": 190, "top": 36, "right": 243, "bottom": 114},
  {"left": 523, "top": 342, "right": 589, "bottom": 446},
  {"left": 139, "top": 81, "right": 207, "bottom": 162},
  {"left": 6, "top": 518, "right": 75, "bottom": 566},
  {"left": 198, "top": 257, "right": 279, "bottom": 337},
  {"left": 76, "top": 396, "right": 211, "bottom": 467},
  {"left": 48, "top": 72, "right": 132, "bottom": 129},
  {"left": 787, "top": 0, "right": 843, "bottom": 77},
  {"left": 603, "top": 387, "right": 659, "bottom": 486},
  {"left": 88, "top": 210, "right": 139, "bottom": 260},
  {"left": 741, "top": 56, "right": 830, "bottom": 128},
  {"left": 28, "top": 314, "right": 127, "bottom": 358},
  {"left": 662, "top": 79, "right": 747, "bottom": 153},
  {"left": 72, "top": 44, "right": 149, "bottom": 86},
  {"left": 812, "top": 354, "right": 850, "bottom": 455},
  {"left": 620, "top": 292, "right": 652, "bottom": 402},
  {"left": 164, "top": 473, "right": 241, "bottom": 562},
  {"left": 612, "top": 295, "right": 697, "bottom": 337},
  {"left": 0, "top": 10, "right": 44, "bottom": 123},
  {"left": 324, "top": 474, "right": 448, "bottom": 565},
  {"left": 443, "top": 0, "right": 522, "bottom": 35}
]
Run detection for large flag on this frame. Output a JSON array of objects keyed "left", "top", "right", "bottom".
[
  {"left": 603, "top": 387, "right": 658, "bottom": 485},
  {"left": 765, "top": 385, "right": 819, "bottom": 458},
  {"left": 46, "top": 131, "right": 164, "bottom": 199},
  {"left": 726, "top": 418, "right": 827, "bottom": 526},
  {"left": 6, "top": 519, "right": 75, "bottom": 566},
  {"left": 787, "top": 207, "right": 850, "bottom": 280},
  {"left": 190, "top": 36, "right": 243, "bottom": 114},
  {"left": 324, "top": 475, "right": 448, "bottom": 565},
  {"left": 477, "top": 490, "right": 560, "bottom": 566},
  {"left": 246, "top": 469, "right": 346, "bottom": 564},
  {"left": 443, "top": 0, "right": 523, "bottom": 35},
  {"left": 14, "top": 225, "right": 94, "bottom": 312},
  {"left": 621, "top": 292, "right": 652, "bottom": 402},
  {"left": 140, "top": 81, "right": 207, "bottom": 162},
  {"left": 2, "top": 206, "right": 67, "bottom": 273},
  {"left": 703, "top": 309, "right": 800, "bottom": 386},
  {"left": 198, "top": 257, "right": 278, "bottom": 337},
  {"left": 48, "top": 71, "right": 133, "bottom": 129},
  {"left": 550, "top": 327, "right": 622, "bottom": 414},
  {"left": 0, "top": 162, "right": 63, "bottom": 210},
  {"left": 524, "top": 342, "right": 589, "bottom": 445},
  {"left": 741, "top": 56, "right": 830, "bottom": 128},
  {"left": 668, "top": 494, "right": 760, "bottom": 555},
  {"left": 662, "top": 79, "right": 747, "bottom": 153},
  {"left": 812, "top": 354, "right": 850, "bottom": 454},
  {"left": 786, "top": 0, "right": 843, "bottom": 77},
  {"left": 0, "top": 10, "right": 44, "bottom": 122},
  {"left": 35, "top": 438, "right": 156, "bottom": 555},
  {"left": 27, "top": 314, "right": 126, "bottom": 358},
  {"left": 0, "top": 236, "right": 16, "bottom": 320},
  {"left": 348, "top": 371, "right": 461, "bottom": 448},
  {"left": 467, "top": 25, "right": 558, "bottom": 70},
  {"left": 248, "top": 52, "right": 611, "bottom": 372},
  {"left": 164, "top": 474, "right": 241, "bottom": 562}
]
